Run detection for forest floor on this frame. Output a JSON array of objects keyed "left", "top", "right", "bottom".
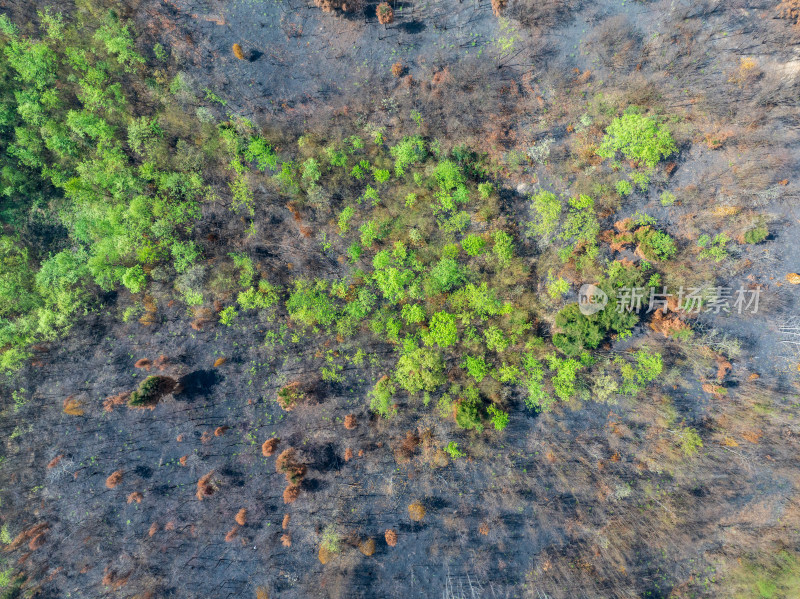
[{"left": 2, "top": 1, "right": 800, "bottom": 598}]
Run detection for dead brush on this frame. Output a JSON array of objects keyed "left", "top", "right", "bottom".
[{"left": 276, "top": 448, "right": 307, "bottom": 484}]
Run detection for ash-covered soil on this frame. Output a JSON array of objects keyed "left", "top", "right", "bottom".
[{"left": 2, "top": 1, "right": 800, "bottom": 598}]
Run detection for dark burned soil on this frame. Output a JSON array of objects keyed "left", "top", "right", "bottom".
[{"left": 2, "top": 1, "right": 800, "bottom": 598}]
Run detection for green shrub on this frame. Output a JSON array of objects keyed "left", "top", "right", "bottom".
[
  {"left": 744, "top": 226, "right": 768, "bottom": 244},
  {"left": 455, "top": 396, "right": 483, "bottom": 431},
  {"left": 286, "top": 280, "right": 336, "bottom": 328},
  {"left": 426, "top": 258, "right": 464, "bottom": 294},
  {"left": 463, "top": 354, "right": 489, "bottom": 382},
  {"left": 698, "top": 233, "right": 731, "bottom": 261},
  {"left": 373, "top": 167, "right": 390, "bottom": 183},
  {"left": 338, "top": 206, "right": 355, "bottom": 234},
  {"left": 401, "top": 303, "right": 426, "bottom": 324},
  {"left": 444, "top": 441, "right": 465, "bottom": 458},
  {"left": 121, "top": 265, "right": 146, "bottom": 294},
  {"left": 219, "top": 305, "right": 238, "bottom": 326},
  {"left": 547, "top": 354, "right": 583, "bottom": 401},
  {"left": 597, "top": 109, "right": 677, "bottom": 167},
  {"left": 128, "top": 375, "right": 170, "bottom": 407},
  {"left": 616, "top": 180, "right": 633, "bottom": 196},
  {"left": 369, "top": 376, "right": 397, "bottom": 418},
  {"left": 657, "top": 191, "right": 675, "bottom": 206},
  {"left": 360, "top": 220, "right": 379, "bottom": 247},
  {"left": 395, "top": 346, "right": 445, "bottom": 394},
  {"left": 492, "top": 230, "right": 514, "bottom": 265},
  {"left": 237, "top": 281, "right": 279, "bottom": 310},
  {"left": 389, "top": 136, "right": 426, "bottom": 176},
  {"left": 425, "top": 311, "right": 458, "bottom": 348},
  {"left": 461, "top": 234, "right": 486, "bottom": 256},
  {"left": 487, "top": 405, "right": 509, "bottom": 431}
]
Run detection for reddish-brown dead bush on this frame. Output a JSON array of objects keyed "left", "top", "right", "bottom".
[
  {"left": 377, "top": 2, "right": 393, "bottom": 25},
  {"left": 313, "top": 0, "right": 363, "bottom": 13},
  {"left": 344, "top": 448, "right": 353, "bottom": 461},
  {"left": 29, "top": 532, "right": 47, "bottom": 550},
  {"left": 225, "top": 526, "right": 239, "bottom": 542},
  {"left": 213, "top": 357, "right": 227, "bottom": 367},
  {"left": 102, "top": 567, "right": 130, "bottom": 589},
  {"left": 276, "top": 449, "right": 307, "bottom": 484},
  {"left": 283, "top": 484, "right": 301, "bottom": 504},
  {"left": 179, "top": 455, "right": 188, "bottom": 466},
  {"left": 134, "top": 358, "right": 152, "bottom": 370},
  {"left": 391, "top": 62, "right": 404, "bottom": 78},
  {"left": 385, "top": 529, "right": 397, "bottom": 547},
  {"left": 148, "top": 522, "right": 158, "bottom": 537},
  {"left": 235, "top": 509, "right": 247, "bottom": 526},
  {"left": 479, "top": 522, "right": 490, "bottom": 535},
  {"left": 262, "top": 437, "right": 280, "bottom": 456},
  {"left": 196, "top": 471, "right": 216, "bottom": 500},
  {"left": 491, "top": 0, "right": 507, "bottom": 16},
  {"left": 127, "top": 492, "right": 143, "bottom": 504},
  {"left": 46, "top": 455, "right": 63, "bottom": 469},
  {"left": 344, "top": 414, "right": 357, "bottom": 429},
  {"left": 214, "top": 426, "right": 229, "bottom": 437},
  {"left": 232, "top": 43, "right": 245, "bottom": 60},
  {"left": 106, "top": 470, "right": 123, "bottom": 489},
  {"left": 103, "top": 391, "right": 130, "bottom": 412},
  {"left": 282, "top": 513, "right": 291, "bottom": 529},
  {"left": 281, "top": 533, "right": 292, "bottom": 547},
  {"left": 394, "top": 431, "right": 420, "bottom": 463}
]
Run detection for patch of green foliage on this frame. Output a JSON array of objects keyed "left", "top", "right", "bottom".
[{"left": 597, "top": 108, "right": 677, "bottom": 167}]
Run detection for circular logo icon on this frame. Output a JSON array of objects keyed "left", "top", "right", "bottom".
[{"left": 578, "top": 284, "right": 608, "bottom": 315}]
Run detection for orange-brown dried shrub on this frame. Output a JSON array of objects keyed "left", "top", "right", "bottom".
[
  {"left": 313, "top": 0, "right": 363, "bottom": 13},
  {"left": 235, "top": 509, "right": 247, "bottom": 526},
  {"left": 283, "top": 484, "right": 300, "bottom": 504},
  {"left": 63, "top": 396, "right": 84, "bottom": 416},
  {"left": 233, "top": 43, "right": 245, "bottom": 60},
  {"left": 47, "top": 455, "right": 63, "bottom": 469},
  {"left": 262, "top": 438, "right": 280, "bottom": 457},
  {"left": 385, "top": 529, "right": 397, "bottom": 547},
  {"left": 491, "top": 0, "right": 507, "bottom": 16},
  {"left": 148, "top": 522, "right": 158, "bottom": 537},
  {"left": 134, "top": 358, "right": 152, "bottom": 370},
  {"left": 344, "top": 448, "right": 353, "bottom": 461},
  {"left": 343, "top": 414, "right": 357, "bottom": 429},
  {"left": 408, "top": 501, "right": 426, "bottom": 522},
  {"left": 196, "top": 471, "right": 216, "bottom": 500},
  {"left": 213, "top": 357, "right": 227, "bottom": 367},
  {"left": 377, "top": 2, "right": 394, "bottom": 25},
  {"left": 281, "top": 534, "right": 291, "bottom": 547},
  {"left": 358, "top": 538, "right": 376, "bottom": 556},
  {"left": 778, "top": 1, "right": 800, "bottom": 28},
  {"left": 106, "top": 470, "right": 123, "bottom": 489},
  {"left": 282, "top": 513, "right": 291, "bottom": 529},
  {"left": 127, "top": 492, "right": 143, "bottom": 504},
  {"left": 214, "top": 426, "right": 229, "bottom": 437},
  {"left": 391, "top": 62, "right": 404, "bottom": 77},
  {"left": 276, "top": 449, "right": 307, "bottom": 484}
]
